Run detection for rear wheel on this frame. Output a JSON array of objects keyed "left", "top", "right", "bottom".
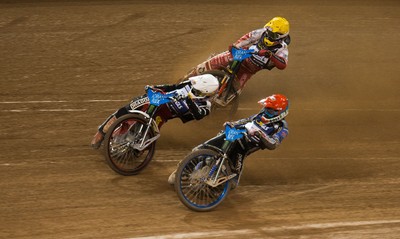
[
  {"left": 175, "top": 149, "right": 231, "bottom": 212},
  {"left": 204, "top": 70, "right": 240, "bottom": 116},
  {"left": 104, "top": 114, "right": 156, "bottom": 176}
]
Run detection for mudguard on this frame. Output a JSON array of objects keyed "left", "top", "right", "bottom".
[{"left": 127, "top": 109, "right": 160, "bottom": 134}]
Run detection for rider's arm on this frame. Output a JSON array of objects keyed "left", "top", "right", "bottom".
[
  {"left": 150, "top": 84, "right": 177, "bottom": 92},
  {"left": 233, "top": 29, "right": 264, "bottom": 48},
  {"left": 226, "top": 114, "right": 257, "bottom": 128},
  {"left": 259, "top": 120, "right": 289, "bottom": 150},
  {"left": 185, "top": 98, "right": 211, "bottom": 120},
  {"left": 269, "top": 47, "right": 288, "bottom": 70},
  {"left": 150, "top": 80, "right": 191, "bottom": 92}
]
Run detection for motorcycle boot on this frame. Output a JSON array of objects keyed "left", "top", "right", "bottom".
[
  {"left": 168, "top": 170, "right": 177, "bottom": 185},
  {"left": 91, "top": 115, "right": 117, "bottom": 149},
  {"left": 91, "top": 131, "right": 105, "bottom": 149}
]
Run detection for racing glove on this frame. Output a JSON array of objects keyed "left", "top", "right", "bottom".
[{"left": 258, "top": 49, "right": 272, "bottom": 58}]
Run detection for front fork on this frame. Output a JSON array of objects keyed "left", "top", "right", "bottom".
[
  {"left": 223, "top": 60, "right": 241, "bottom": 102},
  {"left": 206, "top": 141, "right": 237, "bottom": 187},
  {"left": 131, "top": 105, "right": 160, "bottom": 150}
]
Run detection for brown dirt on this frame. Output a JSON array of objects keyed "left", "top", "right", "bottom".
[{"left": 1, "top": 0, "right": 399, "bottom": 238}]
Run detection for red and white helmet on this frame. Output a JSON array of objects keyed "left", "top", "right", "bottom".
[{"left": 258, "top": 94, "right": 289, "bottom": 118}]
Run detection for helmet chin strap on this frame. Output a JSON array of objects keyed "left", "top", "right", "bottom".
[{"left": 261, "top": 110, "right": 289, "bottom": 124}]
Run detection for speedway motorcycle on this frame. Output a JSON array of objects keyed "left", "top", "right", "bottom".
[
  {"left": 182, "top": 47, "right": 258, "bottom": 116},
  {"left": 103, "top": 86, "right": 182, "bottom": 176},
  {"left": 175, "top": 122, "right": 263, "bottom": 212}
]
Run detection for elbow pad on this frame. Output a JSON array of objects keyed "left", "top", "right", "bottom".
[
  {"left": 275, "top": 127, "right": 289, "bottom": 143},
  {"left": 260, "top": 135, "right": 278, "bottom": 150},
  {"left": 270, "top": 55, "right": 287, "bottom": 70}
]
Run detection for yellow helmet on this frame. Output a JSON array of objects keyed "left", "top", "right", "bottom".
[{"left": 263, "top": 17, "right": 290, "bottom": 46}]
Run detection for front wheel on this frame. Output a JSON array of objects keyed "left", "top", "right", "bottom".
[
  {"left": 175, "top": 149, "right": 232, "bottom": 212},
  {"left": 104, "top": 114, "right": 156, "bottom": 176}
]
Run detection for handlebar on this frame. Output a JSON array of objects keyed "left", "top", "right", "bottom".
[
  {"left": 145, "top": 85, "right": 164, "bottom": 93},
  {"left": 231, "top": 47, "right": 270, "bottom": 61},
  {"left": 145, "top": 86, "right": 174, "bottom": 97}
]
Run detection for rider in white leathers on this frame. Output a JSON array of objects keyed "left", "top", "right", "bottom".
[{"left": 91, "top": 74, "right": 219, "bottom": 149}]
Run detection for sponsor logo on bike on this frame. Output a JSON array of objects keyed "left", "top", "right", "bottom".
[
  {"left": 150, "top": 94, "right": 163, "bottom": 105},
  {"left": 130, "top": 97, "right": 149, "bottom": 109},
  {"left": 226, "top": 128, "right": 243, "bottom": 141},
  {"left": 174, "top": 101, "right": 183, "bottom": 109}
]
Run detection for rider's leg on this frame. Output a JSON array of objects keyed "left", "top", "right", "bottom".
[
  {"left": 168, "top": 169, "right": 178, "bottom": 185},
  {"left": 90, "top": 103, "right": 132, "bottom": 149},
  {"left": 91, "top": 114, "right": 117, "bottom": 149},
  {"left": 180, "top": 51, "right": 231, "bottom": 81},
  {"left": 91, "top": 94, "right": 150, "bottom": 149},
  {"left": 236, "top": 66, "right": 257, "bottom": 90}
]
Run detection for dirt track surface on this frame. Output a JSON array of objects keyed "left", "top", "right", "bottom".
[{"left": 1, "top": 0, "right": 400, "bottom": 238}]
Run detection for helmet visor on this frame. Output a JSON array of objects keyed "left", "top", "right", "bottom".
[
  {"left": 191, "top": 88, "right": 205, "bottom": 97},
  {"left": 264, "top": 108, "right": 280, "bottom": 118},
  {"left": 266, "top": 29, "right": 282, "bottom": 42}
]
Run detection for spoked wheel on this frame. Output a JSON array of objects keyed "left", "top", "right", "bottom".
[
  {"left": 175, "top": 149, "right": 231, "bottom": 212},
  {"left": 104, "top": 114, "right": 156, "bottom": 176}
]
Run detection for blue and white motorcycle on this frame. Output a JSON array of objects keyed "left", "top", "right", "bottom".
[
  {"left": 103, "top": 87, "right": 176, "bottom": 176},
  {"left": 175, "top": 123, "right": 261, "bottom": 211}
]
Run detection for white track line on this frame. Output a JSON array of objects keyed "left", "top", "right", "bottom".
[
  {"left": 129, "top": 220, "right": 400, "bottom": 239},
  {"left": 86, "top": 99, "right": 128, "bottom": 102},
  {"left": 1, "top": 100, "right": 399, "bottom": 113},
  {"left": 0, "top": 100, "right": 126, "bottom": 104},
  {"left": 0, "top": 99, "right": 124, "bottom": 113},
  {"left": 238, "top": 108, "right": 400, "bottom": 112},
  {"left": 2, "top": 108, "right": 399, "bottom": 113},
  {"left": 129, "top": 229, "right": 253, "bottom": 239},
  {"left": 2, "top": 156, "right": 396, "bottom": 166},
  {"left": 38, "top": 109, "right": 87, "bottom": 112},
  {"left": 1, "top": 100, "right": 399, "bottom": 111},
  {"left": 0, "top": 100, "right": 68, "bottom": 104},
  {"left": 1, "top": 109, "right": 88, "bottom": 112},
  {"left": 154, "top": 156, "right": 400, "bottom": 163},
  {"left": 261, "top": 220, "right": 400, "bottom": 232}
]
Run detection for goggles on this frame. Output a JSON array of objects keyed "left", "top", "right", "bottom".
[
  {"left": 265, "top": 29, "right": 283, "bottom": 42},
  {"left": 263, "top": 108, "right": 280, "bottom": 118},
  {"left": 191, "top": 88, "right": 205, "bottom": 97}
]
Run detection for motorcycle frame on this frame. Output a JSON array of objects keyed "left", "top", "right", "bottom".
[
  {"left": 206, "top": 136, "right": 243, "bottom": 187},
  {"left": 127, "top": 104, "right": 161, "bottom": 150}
]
